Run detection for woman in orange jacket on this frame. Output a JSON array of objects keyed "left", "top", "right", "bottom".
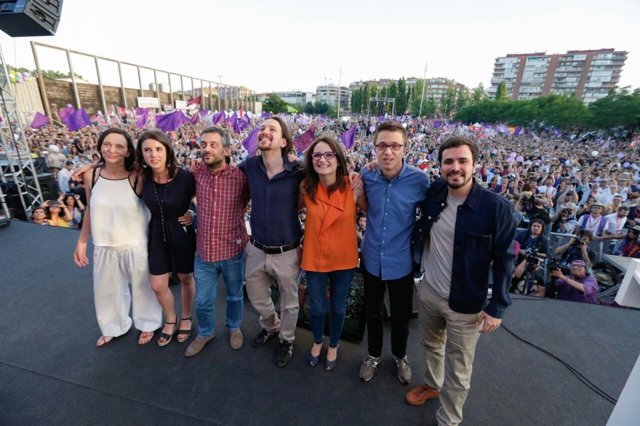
[{"left": 300, "top": 136, "right": 367, "bottom": 371}]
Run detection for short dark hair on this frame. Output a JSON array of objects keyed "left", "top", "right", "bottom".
[
  {"left": 96, "top": 128, "right": 135, "bottom": 171},
  {"left": 200, "top": 126, "right": 231, "bottom": 148},
  {"left": 438, "top": 136, "right": 478, "bottom": 164},
  {"left": 531, "top": 218, "right": 546, "bottom": 231},
  {"left": 373, "top": 121, "right": 408, "bottom": 146},
  {"left": 135, "top": 129, "right": 178, "bottom": 179}
]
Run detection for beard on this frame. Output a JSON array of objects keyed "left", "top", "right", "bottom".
[
  {"left": 204, "top": 156, "right": 225, "bottom": 171},
  {"left": 444, "top": 172, "right": 471, "bottom": 190}
]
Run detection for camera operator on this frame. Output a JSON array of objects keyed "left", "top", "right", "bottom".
[
  {"left": 549, "top": 260, "right": 599, "bottom": 304},
  {"left": 517, "top": 192, "right": 551, "bottom": 228},
  {"left": 553, "top": 229, "right": 596, "bottom": 270},
  {"left": 512, "top": 219, "right": 549, "bottom": 295},
  {"left": 550, "top": 202, "right": 579, "bottom": 234}
]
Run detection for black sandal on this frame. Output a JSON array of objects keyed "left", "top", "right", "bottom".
[
  {"left": 157, "top": 319, "right": 178, "bottom": 347},
  {"left": 176, "top": 317, "right": 193, "bottom": 343}
]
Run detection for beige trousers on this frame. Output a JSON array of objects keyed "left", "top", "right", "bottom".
[
  {"left": 244, "top": 242, "right": 300, "bottom": 343},
  {"left": 418, "top": 283, "right": 482, "bottom": 426},
  {"left": 93, "top": 245, "right": 162, "bottom": 337}
]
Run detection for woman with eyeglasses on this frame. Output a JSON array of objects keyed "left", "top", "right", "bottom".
[{"left": 300, "top": 136, "right": 367, "bottom": 371}]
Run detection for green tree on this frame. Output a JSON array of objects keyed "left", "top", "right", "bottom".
[
  {"left": 424, "top": 96, "right": 437, "bottom": 117},
  {"left": 396, "top": 78, "right": 408, "bottom": 114},
  {"left": 471, "top": 83, "right": 487, "bottom": 105},
  {"left": 456, "top": 86, "right": 470, "bottom": 112},
  {"left": 495, "top": 82, "right": 507, "bottom": 100},
  {"left": 263, "top": 94, "right": 290, "bottom": 113},
  {"left": 410, "top": 79, "right": 427, "bottom": 115},
  {"left": 440, "top": 86, "right": 457, "bottom": 117}
]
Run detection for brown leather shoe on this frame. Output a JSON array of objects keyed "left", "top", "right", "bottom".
[
  {"left": 229, "top": 329, "right": 243, "bottom": 350},
  {"left": 406, "top": 385, "right": 439, "bottom": 406}
]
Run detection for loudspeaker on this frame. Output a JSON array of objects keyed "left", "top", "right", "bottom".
[{"left": 0, "top": 0, "right": 63, "bottom": 37}]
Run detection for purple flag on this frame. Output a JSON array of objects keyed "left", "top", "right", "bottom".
[
  {"left": 67, "top": 108, "right": 92, "bottom": 131},
  {"left": 30, "top": 112, "right": 49, "bottom": 129},
  {"left": 239, "top": 119, "right": 249, "bottom": 131},
  {"left": 341, "top": 125, "right": 356, "bottom": 149},
  {"left": 156, "top": 110, "right": 189, "bottom": 132},
  {"left": 212, "top": 110, "right": 225, "bottom": 125},
  {"left": 58, "top": 105, "right": 73, "bottom": 123},
  {"left": 242, "top": 127, "right": 260, "bottom": 155},
  {"left": 294, "top": 125, "right": 316, "bottom": 154},
  {"left": 261, "top": 112, "right": 272, "bottom": 119},
  {"left": 190, "top": 111, "right": 200, "bottom": 125},
  {"left": 135, "top": 108, "right": 150, "bottom": 128}
]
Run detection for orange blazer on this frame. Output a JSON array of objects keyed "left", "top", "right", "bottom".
[{"left": 301, "top": 180, "right": 358, "bottom": 272}]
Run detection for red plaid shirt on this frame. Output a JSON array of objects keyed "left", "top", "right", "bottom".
[{"left": 193, "top": 163, "right": 249, "bottom": 262}]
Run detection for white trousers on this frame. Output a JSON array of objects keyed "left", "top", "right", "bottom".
[{"left": 93, "top": 245, "right": 162, "bottom": 336}]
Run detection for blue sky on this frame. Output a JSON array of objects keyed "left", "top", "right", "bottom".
[{"left": 1, "top": 0, "right": 638, "bottom": 93}]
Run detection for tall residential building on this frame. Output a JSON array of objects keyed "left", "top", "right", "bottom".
[
  {"left": 488, "top": 49, "right": 627, "bottom": 103},
  {"left": 316, "top": 85, "right": 351, "bottom": 110},
  {"left": 269, "top": 91, "right": 315, "bottom": 106}
]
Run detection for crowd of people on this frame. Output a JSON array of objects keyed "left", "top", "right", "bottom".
[{"left": 17, "top": 108, "right": 640, "bottom": 425}]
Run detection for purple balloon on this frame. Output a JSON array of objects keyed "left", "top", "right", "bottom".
[
  {"left": 617, "top": 152, "right": 625, "bottom": 159},
  {"left": 369, "top": 126, "right": 376, "bottom": 133},
  {"left": 516, "top": 155, "right": 524, "bottom": 162},
  {"left": 623, "top": 162, "right": 630, "bottom": 168}
]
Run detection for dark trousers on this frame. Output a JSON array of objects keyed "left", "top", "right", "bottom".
[{"left": 362, "top": 268, "right": 414, "bottom": 358}]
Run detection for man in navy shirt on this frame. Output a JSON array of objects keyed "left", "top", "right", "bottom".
[
  {"left": 406, "top": 137, "right": 517, "bottom": 425},
  {"left": 239, "top": 116, "right": 304, "bottom": 368},
  {"left": 359, "top": 121, "right": 430, "bottom": 384}
]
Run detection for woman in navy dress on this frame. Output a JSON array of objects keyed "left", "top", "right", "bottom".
[{"left": 137, "top": 129, "right": 197, "bottom": 346}]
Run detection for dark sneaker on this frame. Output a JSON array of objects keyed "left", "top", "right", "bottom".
[
  {"left": 394, "top": 355, "right": 412, "bottom": 384},
  {"left": 359, "top": 355, "right": 381, "bottom": 382},
  {"left": 276, "top": 340, "right": 294, "bottom": 367},
  {"left": 252, "top": 329, "right": 278, "bottom": 347}
]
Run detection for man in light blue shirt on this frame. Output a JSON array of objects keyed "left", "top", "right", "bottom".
[{"left": 359, "top": 121, "right": 430, "bottom": 384}]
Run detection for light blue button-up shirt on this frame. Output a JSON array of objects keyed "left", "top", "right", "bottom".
[{"left": 362, "top": 162, "right": 430, "bottom": 280}]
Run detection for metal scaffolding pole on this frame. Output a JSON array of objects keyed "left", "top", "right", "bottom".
[{"left": 0, "top": 44, "right": 44, "bottom": 220}]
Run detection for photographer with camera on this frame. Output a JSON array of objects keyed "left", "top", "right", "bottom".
[
  {"left": 553, "top": 229, "right": 596, "bottom": 270},
  {"left": 512, "top": 219, "right": 549, "bottom": 295},
  {"left": 549, "top": 260, "right": 599, "bottom": 304}
]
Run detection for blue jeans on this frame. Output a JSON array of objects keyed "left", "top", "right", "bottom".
[
  {"left": 194, "top": 252, "right": 244, "bottom": 337},
  {"left": 306, "top": 268, "right": 355, "bottom": 347}
]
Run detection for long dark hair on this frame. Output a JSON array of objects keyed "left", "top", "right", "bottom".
[
  {"left": 96, "top": 128, "right": 136, "bottom": 171},
  {"left": 302, "top": 136, "right": 348, "bottom": 203},
  {"left": 266, "top": 116, "right": 294, "bottom": 159},
  {"left": 135, "top": 129, "right": 178, "bottom": 180}
]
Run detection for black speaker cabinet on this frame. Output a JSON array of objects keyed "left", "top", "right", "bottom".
[{"left": 0, "top": 0, "right": 63, "bottom": 37}]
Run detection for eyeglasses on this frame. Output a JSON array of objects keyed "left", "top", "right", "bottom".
[
  {"left": 312, "top": 151, "right": 336, "bottom": 161},
  {"left": 375, "top": 143, "right": 404, "bottom": 152}
]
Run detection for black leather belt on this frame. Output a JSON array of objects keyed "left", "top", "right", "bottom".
[{"left": 250, "top": 236, "right": 299, "bottom": 254}]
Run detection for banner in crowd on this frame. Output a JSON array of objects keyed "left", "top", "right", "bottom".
[
  {"left": 156, "top": 110, "right": 189, "bottom": 131},
  {"left": 30, "top": 112, "right": 49, "bottom": 129},
  {"left": 294, "top": 125, "right": 316, "bottom": 154},
  {"left": 341, "top": 125, "right": 356, "bottom": 149},
  {"left": 242, "top": 127, "right": 260, "bottom": 155}
]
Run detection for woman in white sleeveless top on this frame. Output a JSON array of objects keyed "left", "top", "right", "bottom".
[{"left": 73, "top": 128, "right": 161, "bottom": 347}]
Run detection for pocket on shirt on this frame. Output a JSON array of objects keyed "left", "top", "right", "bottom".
[{"left": 466, "top": 233, "right": 493, "bottom": 271}]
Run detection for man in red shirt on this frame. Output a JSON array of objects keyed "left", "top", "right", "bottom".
[{"left": 185, "top": 127, "right": 250, "bottom": 357}]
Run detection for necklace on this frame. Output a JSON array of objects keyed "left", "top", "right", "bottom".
[{"left": 152, "top": 178, "right": 170, "bottom": 242}]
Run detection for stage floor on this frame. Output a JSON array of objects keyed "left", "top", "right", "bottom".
[{"left": 1, "top": 221, "right": 639, "bottom": 425}]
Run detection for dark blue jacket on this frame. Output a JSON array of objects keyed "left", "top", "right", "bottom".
[{"left": 414, "top": 178, "right": 517, "bottom": 319}]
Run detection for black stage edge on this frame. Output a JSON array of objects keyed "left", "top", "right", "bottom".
[{"left": 1, "top": 221, "right": 639, "bottom": 425}]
